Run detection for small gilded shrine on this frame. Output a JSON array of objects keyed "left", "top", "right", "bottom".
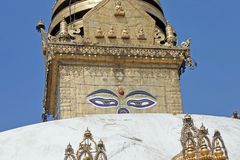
[
  {"left": 37, "top": 0, "right": 194, "bottom": 120},
  {"left": 172, "top": 115, "right": 229, "bottom": 160},
  {"left": 64, "top": 129, "right": 107, "bottom": 160}
]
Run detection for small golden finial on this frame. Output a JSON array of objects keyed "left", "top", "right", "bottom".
[
  {"left": 65, "top": 143, "right": 74, "bottom": 155},
  {"left": 57, "top": 18, "right": 71, "bottom": 42},
  {"left": 60, "top": 18, "right": 68, "bottom": 34},
  {"left": 83, "top": 156, "right": 91, "bottom": 160},
  {"left": 97, "top": 139, "right": 106, "bottom": 151},
  {"left": 165, "top": 22, "right": 177, "bottom": 46},
  {"left": 64, "top": 143, "right": 77, "bottom": 160},
  {"left": 98, "top": 139, "right": 104, "bottom": 146},
  {"left": 199, "top": 139, "right": 212, "bottom": 160},
  {"left": 200, "top": 123, "right": 206, "bottom": 130},
  {"left": 185, "top": 140, "right": 197, "bottom": 160},
  {"left": 199, "top": 123, "right": 209, "bottom": 136},
  {"left": 96, "top": 139, "right": 107, "bottom": 160},
  {"left": 84, "top": 128, "right": 92, "bottom": 139},
  {"left": 213, "top": 140, "right": 226, "bottom": 160}
]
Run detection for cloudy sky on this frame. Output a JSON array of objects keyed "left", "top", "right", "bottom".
[{"left": 0, "top": 0, "right": 239, "bottom": 131}]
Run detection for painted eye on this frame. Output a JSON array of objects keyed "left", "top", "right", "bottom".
[
  {"left": 127, "top": 98, "right": 157, "bottom": 109},
  {"left": 88, "top": 97, "right": 119, "bottom": 108}
]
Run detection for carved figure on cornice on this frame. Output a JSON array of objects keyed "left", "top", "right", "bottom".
[
  {"left": 122, "top": 27, "right": 130, "bottom": 39},
  {"left": 95, "top": 27, "right": 104, "bottom": 38},
  {"left": 48, "top": 35, "right": 57, "bottom": 43},
  {"left": 114, "top": 1, "right": 125, "bottom": 16},
  {"left": 69, "top": 28, "right": 83, "bottom": 43},
  {"left": 108, "top": 26, "right": 116, "bottom": 38},
  {"left": 137, "top": 26, "right": 146, "bottom": 40},
  {"left": 181, "top": 39, "right": 191, "bottom": 48},
  {"left": 154, "top": 28, "right": 166, "bottom": 45}
]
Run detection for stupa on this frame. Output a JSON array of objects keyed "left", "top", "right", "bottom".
[{"left": 0, "top": 0, "right": 239, "bottom": 160}]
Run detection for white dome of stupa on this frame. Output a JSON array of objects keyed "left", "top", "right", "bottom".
[{"left": 0, "top": 114, "right": 239, "bottom": 160}]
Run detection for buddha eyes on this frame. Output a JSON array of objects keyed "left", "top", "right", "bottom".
[
  {"left": 88, "top": 97, "right": 157, "bottom": 109},
  {"left": 88, "top": 97, "right": 119, "bottom": 108},
  {"left": 126, "top": 98, "right": 156, "bottom": 109}
]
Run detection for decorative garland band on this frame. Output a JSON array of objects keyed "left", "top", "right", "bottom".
[{"left": 47, "top": 43, "right": 189, "bottom": 59}]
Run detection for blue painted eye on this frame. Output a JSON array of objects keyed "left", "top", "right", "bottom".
[
  {"left": 88, "top": 97, "right": 119, "bottom": 108},
  {"left": 127, "top": 98, "right": 157, "bottom": 109}
]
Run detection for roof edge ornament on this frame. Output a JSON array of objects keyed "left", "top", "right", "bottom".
[{"left": 36, "top": 20, "right": 48, "bottom": 55}]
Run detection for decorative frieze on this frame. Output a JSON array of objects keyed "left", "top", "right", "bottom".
[{"left": 47, "top": 43, "right": 190, "bottom": 63}]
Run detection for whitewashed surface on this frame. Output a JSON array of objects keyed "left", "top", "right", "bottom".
[{"left": 0, "top": 114, "right": 239, "bottom": 160}]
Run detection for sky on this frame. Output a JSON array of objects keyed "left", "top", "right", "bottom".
[{"left": 0, "top": 0, "right": 239, "bottom": 132}]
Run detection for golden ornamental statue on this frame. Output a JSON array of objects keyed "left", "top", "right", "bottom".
[{"left": 64, "top": 129, "right": 107, "bottom": 160}]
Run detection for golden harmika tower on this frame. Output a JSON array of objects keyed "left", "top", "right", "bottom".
[{"left": 37, "top": 0, "right": 194, "bottom": 120}]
